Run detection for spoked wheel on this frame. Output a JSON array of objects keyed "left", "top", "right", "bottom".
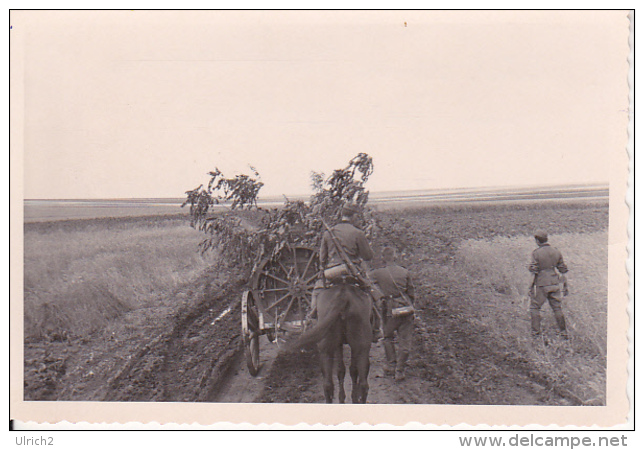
[
  {"left": 241, "top": 290, "right": 261, "bottom": 376},
  {"left": 253, "top": 245, "right": 319, "bottom": 333}
]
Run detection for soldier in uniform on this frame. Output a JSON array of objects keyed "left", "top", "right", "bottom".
[
  {"left": 319, "top": 203, "right": 374, "bottom": 272},
  {"left": 528, "top": 230, "right": 569, "bottom": 338},
  {"left": 308, "top": 203, "right": 374, "bottom": 316},
  {"left": 369, "top": 247, "right": 415, "bottom": 381}
]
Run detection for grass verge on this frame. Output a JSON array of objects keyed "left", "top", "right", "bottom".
[
  {"left": 452, "top": 231, "right": 608, "bottom": 405},
  {"left": 24, "top": 217, "right": 217, "bottom": 341}
]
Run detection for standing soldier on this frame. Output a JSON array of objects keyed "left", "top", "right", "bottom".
[
  {"left": 369, "top": 247, "right": 415, "bottom": 381},
  {"left": 528, "top": 230, "right": 570, "bottom": 338}
]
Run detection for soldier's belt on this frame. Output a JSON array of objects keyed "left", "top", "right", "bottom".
[{"left": 326, "top": 278, "right": 362, "bottom": 288}]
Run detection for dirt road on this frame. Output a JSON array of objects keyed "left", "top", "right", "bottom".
[
  {"left": 214, "top": 293, "right": 577, "bottom": 406},
  {"left": 25, "top": 272, "right": 573, "bottom": 406}
]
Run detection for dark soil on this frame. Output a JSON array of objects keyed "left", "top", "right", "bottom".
[
  {"left": 23, "top": 202, "right": 608, "bottom": 405},
  {"left": 24, "top": 266, "right": 247, "bottom": 402}
]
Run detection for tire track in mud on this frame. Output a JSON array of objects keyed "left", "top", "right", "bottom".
[
  {"left": 209, "top": 335, "right": 282, "bottom": 403},
  {"left": 104, "top": 278, "right": 247, "bottom": 402},
  {"left": 158, "top": 279, "right": 244, "bottom": 403}
]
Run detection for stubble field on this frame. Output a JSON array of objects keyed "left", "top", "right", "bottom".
[{"left": 22, "top": 201, "right": 609, "bottom": 406}]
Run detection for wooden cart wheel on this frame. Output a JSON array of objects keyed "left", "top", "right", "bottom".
[
  {"left": 241, "top": 290, "right": 260, "bottom": 376},
  {"left": 253, "top": 245, "right": 319, "bottom": 334}
]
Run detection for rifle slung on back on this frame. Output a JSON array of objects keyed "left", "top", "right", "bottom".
[{"left": 321, "top": 220, "right": 385, "bottom": 332}]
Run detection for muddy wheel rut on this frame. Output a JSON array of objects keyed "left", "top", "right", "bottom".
[{"left": 103, "top": 278, "right": 247, "bottom": 402}]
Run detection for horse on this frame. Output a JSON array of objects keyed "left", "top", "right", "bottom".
[{"left": 290, "top": 283, "right": 373, "bottom": 403}]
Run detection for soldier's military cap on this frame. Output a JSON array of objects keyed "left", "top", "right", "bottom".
[
  {"left": 341, "top": 203, "right": 359, "bottom": 216},
  {"left": 534, "top": 230, "right": 548, "bottom": 241}
]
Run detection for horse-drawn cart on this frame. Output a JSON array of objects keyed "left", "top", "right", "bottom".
[{"left": 240, "top": 244, "right": 320, "bottom": 376}]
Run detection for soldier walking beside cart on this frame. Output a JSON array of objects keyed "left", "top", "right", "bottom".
[
  {"left": 528, "top": 230, "right": 570, "bottom": 338},
  {"left": 369, "top": 246, "right": 415, "bottom": 381}
]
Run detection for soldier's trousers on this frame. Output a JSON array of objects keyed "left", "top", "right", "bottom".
[
  {"left": 530, "top": 285, "right": 566, "bottom": 334},
  {"left": 383, "top": 314, "right": 413, "bottom": 353}
]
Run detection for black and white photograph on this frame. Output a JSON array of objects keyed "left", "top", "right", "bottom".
[{"left": 10, "top": 9, "right": 632, "bottom": 428}]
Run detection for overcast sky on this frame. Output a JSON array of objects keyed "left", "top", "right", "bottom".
[{"left": 13, "top": 11, "right": 629, "bottom": 199}]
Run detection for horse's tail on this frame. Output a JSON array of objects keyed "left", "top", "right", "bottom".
[{"left": 286, "top": 285, "right": 349, "bottom": 351}]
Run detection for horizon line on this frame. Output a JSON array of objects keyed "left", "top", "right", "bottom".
[{"left": 24, "top": 181, "right": 610, "bottom": 202}]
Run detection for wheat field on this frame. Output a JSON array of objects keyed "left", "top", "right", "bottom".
[
  {"left": 453, "top": 231, "right": 608, "bottom": 405},
  {"left": 23, "top": 218, "right": 217, "bottom": 341}
]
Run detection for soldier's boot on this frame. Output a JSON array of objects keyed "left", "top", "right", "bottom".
[
  {"left": 554, "top": 311, "right": 567, "bottom": 339},
  {"left": 530, "top": 310, "right": 541, "bottom": 336},
  {"left": 306, "top": 297, "right": 318, "bottom": 322},
  {"left": 383, "top": 340, "right": 397, "bottom": 376},
  {"left": 395, "top": 350, "right": 409, "bottom": 382},
  {"left": 371, "top": 314, "right": 383, "bottom": 343}
]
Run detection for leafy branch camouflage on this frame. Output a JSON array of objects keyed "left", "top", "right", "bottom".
[{"left": 183, "top": 153, "right": 377, "bottom": 270}]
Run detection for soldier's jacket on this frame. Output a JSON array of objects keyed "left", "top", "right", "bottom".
[
  {"left": 529, "top": 243, "right": 568, "bottom": 287},
  {"left": 369, "top": 264, "right": 415, "bottom": 308},
  {"left": 320, "top": 220, "right": 373, "bottom": 269}
]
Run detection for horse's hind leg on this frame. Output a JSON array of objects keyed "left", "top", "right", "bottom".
[
  {"left": 349, "top": 345, "right": 371, "bottom": 403},
  {"left": 336, "top": 345, "right": 346, "bottom": 404},
  {"left": 349, "top": 355, "right": 360, "bottom": 404},
  {"left": 356, "top": 348, "right": 370, "bottom": 404},
  {"left": 320, "top": 349, "right": 335, "bottom": 403}
]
